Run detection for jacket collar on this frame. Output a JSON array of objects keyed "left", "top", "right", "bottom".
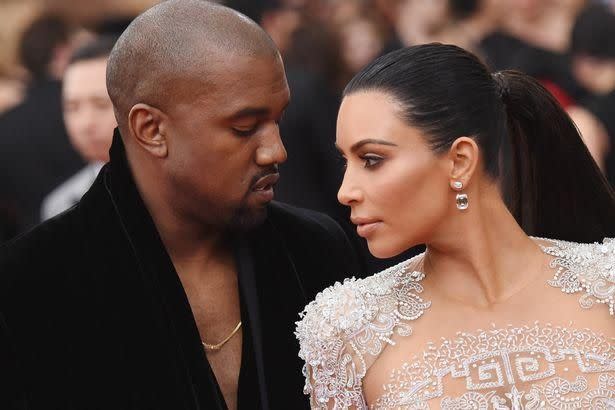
[
  {"left": 101, "top": 129, "right": 224, "bottom": 407},
  {"left": 98, "top": 128, "right": 307, "bottom": 407}
]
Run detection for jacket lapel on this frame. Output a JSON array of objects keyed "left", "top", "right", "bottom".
[
  {"left": 93, "top": 131, "right": 226, "bottom": 409},
  {"left": 246, "top": 219, "right": 310, "bottom": 408}
]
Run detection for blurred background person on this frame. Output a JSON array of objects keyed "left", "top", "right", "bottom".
[
  {"left": 337, "top": 10, "right": 387, "bottom": 75},
  {"left": 480, "top": 0, "right": 587, "bottom": 104},
  {"left": 498, "top": 0, "right": 586, "bottom": 53},
  {"left": 571, "top": 4, "right": 615, "bottom": 96},
  {"left": 257, "top": 0, "right": 419, "bottom": 273},
  {"left": 567, "top": 3, "right": 615, "bottom": 184},
  {"left": 1, "top": 0, "right": 613, "bottom": 266},
  {"left": 397, "top": 0, "right": 500, "bottom": 53},
  {"left": 42, "top": 36, "right": 118, "bottom": 220},
  {"left": 0, "top": 76, "right": 24, "bottom": 116},
  {"left": 396, "top": 0, "right": 451, "bottom": 46},
  {"left": 394, "top": 0, "right": 615, "bottom": 181},
  {"left": 0, "top": 2, "right": 33, "bottom": 115},
  {"left": 260, "top": 1, "right": 344, "bottom": 221},
  {"left": 396, "top": 0, "right": 586, "bottom": 104},
  {"left": 0, "top": 14, "right": 85, "bottom": 239}
]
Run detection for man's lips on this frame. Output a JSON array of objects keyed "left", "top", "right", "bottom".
[
  {"left": 249, "top": 173, "right": 279, "bottom": 203},
  {"left": 252, "top": 173, "right": 280, "bottom": 191}
]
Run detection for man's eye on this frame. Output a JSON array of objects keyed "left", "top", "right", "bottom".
[
  {"left": 232, "top": 125, "right": 258, "bottom": 137},
  {"left": 362, "top": 155, "right": 383, "bottom": 168}
]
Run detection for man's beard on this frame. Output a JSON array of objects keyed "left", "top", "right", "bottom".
[
  {"left": 226, "top": 166, "right": 278, "bottom": 232},
  {"left": 227, "top": 203, "right": 268, "bottom": 232}
]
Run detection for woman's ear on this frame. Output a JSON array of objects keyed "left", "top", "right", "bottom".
[
  {"left": 447, "top": 136, "right": 479, "bottom": 188},
  {"left": 128, "top": 103, "right": 169, "bottom": 158}
]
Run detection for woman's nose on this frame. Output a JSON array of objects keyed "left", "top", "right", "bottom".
[{"left": 337, "top": 169, "right": 362, "bottom": 206}]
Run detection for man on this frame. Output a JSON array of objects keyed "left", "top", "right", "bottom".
[
  {"left": 42, "top": 36, "right": 118, "bottom": 220},
  {"left": 0, "top": 1, "right": 360, "bottom": 409},
  {"left": 0, "top": 15, "right": 84, "bottom": 238}
]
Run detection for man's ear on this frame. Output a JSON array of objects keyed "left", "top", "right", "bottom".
[
  {"left": 128, "top": 103, "right": 168, "bottom": 158},
  {"left": 447, "top": 136, "right": 479, "bottom": 189}
]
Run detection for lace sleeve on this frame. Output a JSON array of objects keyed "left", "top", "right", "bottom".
[
  {"left": 296, "top": 280, "right": 370, "bottom": 409},
  {"left": 296, "top": 260, "right": 431, "bottom": 409},
  {"left": 540, "top": 237, "right": 615, "bottom": 316}
]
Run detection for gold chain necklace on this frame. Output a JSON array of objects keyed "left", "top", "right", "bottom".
[{"left": 201, "top": 321, "right": 242, "bottom": 351}]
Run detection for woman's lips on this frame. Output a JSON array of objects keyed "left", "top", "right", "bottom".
[
  {"left": 356, "top": 222, "right": 382, "bottom": 238},
  {"left": 351, "top": 217, "right": 382, "bottom": 238}
]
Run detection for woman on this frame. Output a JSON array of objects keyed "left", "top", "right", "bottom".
[{"left": 296, "top": 44, "right": 615, "bottom": 409}]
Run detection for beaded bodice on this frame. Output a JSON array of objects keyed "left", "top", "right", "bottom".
[{"left": 295, "top": 238, "right": 615, "bottom": 409}]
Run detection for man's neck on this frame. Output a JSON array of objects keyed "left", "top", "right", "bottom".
[
  {"left": 128, "top": 152, "right": 233, "bottom": 279},
  {"left": 154, "top": 206, "right": 236, "bottom": 285}
]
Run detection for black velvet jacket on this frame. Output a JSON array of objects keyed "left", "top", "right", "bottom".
[{"left": 0, "top": 133, "right": 361, "bottom": 409}]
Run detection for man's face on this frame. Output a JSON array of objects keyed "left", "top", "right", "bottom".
[
  {"left": 162, "top": 53, "right": 290, "bottom": 230},
  {"left": 63, "top": 57, "right": 116, "bottom": 162}
]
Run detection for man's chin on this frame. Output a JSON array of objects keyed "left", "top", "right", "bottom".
[{"left": 228, "top": 205, "right": 268, "bottom": 232}]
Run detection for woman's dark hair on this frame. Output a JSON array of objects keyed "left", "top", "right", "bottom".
[{"left": 344, "top": 43, "right": 615, "bottom": 243}]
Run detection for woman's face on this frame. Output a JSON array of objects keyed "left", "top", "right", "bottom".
[{"left": 336, "top": 90, "right": 452, "bottom": 258}]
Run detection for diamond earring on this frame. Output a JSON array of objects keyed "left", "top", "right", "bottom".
[
  {"left": 456, "top": 193, "right": 469, "bottom": 210},
  {"left": 453, "top": 181, "right": 463, "bottom": 190}
]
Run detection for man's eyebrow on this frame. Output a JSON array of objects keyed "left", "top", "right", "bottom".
[
  {"left": 230, "top": 101, "right": 291, "bottom": 120},
  {"left": 230, "top": 107, "right": 270, "bottom": 119},
  {"left": 337, "top": 138, "right": 398, "bottom": 154}
]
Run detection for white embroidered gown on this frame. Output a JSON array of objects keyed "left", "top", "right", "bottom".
[{"left": 296, "top": 238, "right": 615, "bottom": 409}]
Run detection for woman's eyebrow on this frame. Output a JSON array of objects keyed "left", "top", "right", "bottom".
[{"left": 349, "top": 138, "right": 398, "bottom": 153}]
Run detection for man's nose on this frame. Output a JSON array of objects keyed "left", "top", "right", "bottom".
[{"left": 256, "top": 123, "right": 287, "bottom": 166}]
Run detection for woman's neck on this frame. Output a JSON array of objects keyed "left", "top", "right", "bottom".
[{"left": 422, "top": 185, "right": 546, "bottom": 308}]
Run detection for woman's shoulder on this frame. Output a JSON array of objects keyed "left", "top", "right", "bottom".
[
  {"left": 296, "top": 255, "right": 429, "bottom": 344},
  {"left": 295, "top": 255, "right": 431, "bottom": 408},
  {"left": 537, "top": 236, "right": 615, "bottom": 316}
]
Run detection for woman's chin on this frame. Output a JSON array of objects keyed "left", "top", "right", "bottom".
[
  {"left": 367, "top": 242, "right": 405, "bottom": 259},
  {"left": 368, "top": 237, "right": 420, "bottom": 260}
]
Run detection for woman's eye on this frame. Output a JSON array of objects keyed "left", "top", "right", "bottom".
[{"left": 362, "top": 155, "right": 383, "bottom": 168}]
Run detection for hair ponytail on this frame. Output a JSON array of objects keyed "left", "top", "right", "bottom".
[
  {"left": 345, "top": 44, "right": 614, "bottom": 243},
  {"left": 495, "top": 70, "right": 615, "bottom": 242}
]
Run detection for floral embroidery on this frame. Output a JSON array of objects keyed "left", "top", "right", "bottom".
[
  {"left": 296, "top": 238, "right": 615, "bottom": 409},
  {"left": 376, "top": 323, "right": 614, "bottom": 409},
  {"left": 539, "top": 237, "right": 615, "bottom": 315},
  {"left": 296, "top": 255, "right": 429, "bottom": 409}
]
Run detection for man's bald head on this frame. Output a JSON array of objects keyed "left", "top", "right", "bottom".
[{"left": 106, "top": 0, "right": 279, "bottom": 131}]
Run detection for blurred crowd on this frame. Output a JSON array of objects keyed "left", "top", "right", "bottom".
[{"left": 1, "top": 0, "right": 614, "bottom": 272}]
